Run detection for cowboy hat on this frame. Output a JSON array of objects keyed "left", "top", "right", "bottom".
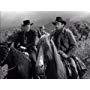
[
  {"left": 52, "top": 17, "right": 66, "bottom": 25},
  {"left": 22, "top": 20, "right": 33, "bottom": 26}
]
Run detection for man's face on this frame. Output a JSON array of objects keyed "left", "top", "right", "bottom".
[
  {"left": 25, "top": 25, "right": 31, "bottom": 32},
  {"left": 55, "top": 22, "right": 64, "bottom": 30}
]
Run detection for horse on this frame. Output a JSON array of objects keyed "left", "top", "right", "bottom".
[
  {"left": 36, "top": 35, "right": 67, "bottom": 79},
  {"left": 0, "top": 43, "right": 32, "bottom": 79}
]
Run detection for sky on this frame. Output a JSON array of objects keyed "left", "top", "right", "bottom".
[{"left": 0, "top": 11, "right": 90, "bottom": 29}]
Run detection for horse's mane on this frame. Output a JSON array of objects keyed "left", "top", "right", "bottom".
[{"left": 37, "top": 34, "right": 53, "bottom": 60}]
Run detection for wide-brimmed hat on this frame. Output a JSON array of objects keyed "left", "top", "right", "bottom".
[
  {"left": 22, "top": 20, "right": 33, "bottom": 26},
  {"left": 52, "top": 17, "right": 66, "bottom": 25}
]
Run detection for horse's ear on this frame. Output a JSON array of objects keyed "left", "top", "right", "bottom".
[{"left": 7, "top": 42, "right": 13, "bottom": 48}]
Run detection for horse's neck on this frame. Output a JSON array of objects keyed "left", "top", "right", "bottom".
[
  {"left": 8, "top": 47, "right": 20, "bottom": 64},
  {"left": 44, "top": 40, "right": 58, "bottom": 76},
  {"left": 51, "top": 40, "right": 67, "bottom": 78}
]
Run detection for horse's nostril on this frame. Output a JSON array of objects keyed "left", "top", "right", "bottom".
[
  {"left": 41, "top": 65, "right": 44, "bottom": 68},
  {"left": 36, "top": 65, "right": 44, "bottom": 75}
]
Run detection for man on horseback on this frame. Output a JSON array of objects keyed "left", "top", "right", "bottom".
[
  {"left": 50, "top": 17, "right": 87, "bottom": 78},
  {"left": 50, "top": 17, "right": 77, "bottom": 58},
  {"left": 13, "top": 20, "right": 39, "bottom": 78}
]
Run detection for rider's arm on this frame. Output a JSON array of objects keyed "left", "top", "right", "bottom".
[
  {"left": 58, "top": 50, "right": 69, "bottom": 59},
  {"left": 67, "top": 29, "right": 77, "bottom": 56}
]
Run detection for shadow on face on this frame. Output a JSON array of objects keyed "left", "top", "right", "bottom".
[
  {"left": 54, "top": 22, "right": 64, "bottom": 30},
  {"left": 21, "top": 25, "right": 31, "bottom": 32}
]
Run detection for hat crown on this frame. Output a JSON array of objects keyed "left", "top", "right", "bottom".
[
  {"left": 55, "top": 17, "right": 63, "bottom": 22},
  {"left": 23, "top": 20, "right": 30, "bottom": 25}
]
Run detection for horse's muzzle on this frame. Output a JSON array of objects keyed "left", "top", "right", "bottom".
[{"left": 36, "top": 64, "right": 45, "bottom": 75}]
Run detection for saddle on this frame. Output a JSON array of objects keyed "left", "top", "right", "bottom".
[
  {"left": 62, "top": 54, "right": 87, "bottom": 79},
  {"left": 70, "top": 55, "right": 87, "bottom": 78},
  {"left": 62, "top": 56, "right": 78, "bottom": 79}
]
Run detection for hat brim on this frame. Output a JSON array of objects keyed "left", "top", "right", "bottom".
[
  {"left": 52, "top": 21, "right": 58, "bottom": 25},
  {"left": 22, "top": 23, "right": 33, "bottom": 26}
]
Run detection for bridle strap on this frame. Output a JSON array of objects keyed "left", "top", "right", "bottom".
[{"left": 8, "top": 65, "right": 17, "bottom": 71}]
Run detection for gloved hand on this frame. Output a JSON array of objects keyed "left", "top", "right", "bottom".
[
  {"left": 20, "top": 46, "right": 27, "bottom": 50},
  {"left": 19, "top": 46, "right": 27, "bottom": 52},
  {"left": 58, "top": 50, "right": 69, "bottom": 59}
]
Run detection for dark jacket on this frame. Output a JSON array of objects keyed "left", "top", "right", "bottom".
[
  {"left": 13, "top": 29, "right": 38, "bottom": 52},
  {"left": 50, "top": 28, "right": 77, "bottom": 56}
]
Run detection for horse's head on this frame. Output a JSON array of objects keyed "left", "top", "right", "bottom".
[
  {"left": 36, "top": 35, "right": 53, "bottom": 75},
  {"left": 36, "top": 35, "right": 67, "bottom": 79}
]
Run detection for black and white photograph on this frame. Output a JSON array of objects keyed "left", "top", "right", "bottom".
[
  {"left": 0, "top": 11, "right": 90, "bottom": 79},
  {"left": 1, "top": 0, "right": 90, "bottom": 90}
]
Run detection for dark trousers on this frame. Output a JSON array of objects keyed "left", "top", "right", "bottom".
[{"left": 28, "top": 48, "right": 38, "bottom": 79}]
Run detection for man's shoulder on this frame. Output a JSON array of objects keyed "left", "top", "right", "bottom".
[
  {"left": 63, "top": 28, "right": 73, "bottom": 35},
  {"left": 29, "top": 29, "right": 38, "bottom": 36},
  {"left": 16, "top": 30, "right": 23, "bottom": 34},
  {"left": 12, "top": 31, "right": 21, "bottom": 37},
  {"left": 64, "top": 28, "right": 71, "bottom": 33},
  {"left": 29, "top": 29, "right": 37, "bottom": 33}
]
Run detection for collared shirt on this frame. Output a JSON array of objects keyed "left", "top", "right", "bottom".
[{"left": 50, "top": 28, "right": 77, "bottom": 55}]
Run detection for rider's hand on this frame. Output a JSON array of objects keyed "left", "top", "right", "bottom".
[
  {"left": 20, "top": 46, "right": 26, "bottom": 50},
  {"left": 58, "top": 50, "right": 69, "bottom": 59}
]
